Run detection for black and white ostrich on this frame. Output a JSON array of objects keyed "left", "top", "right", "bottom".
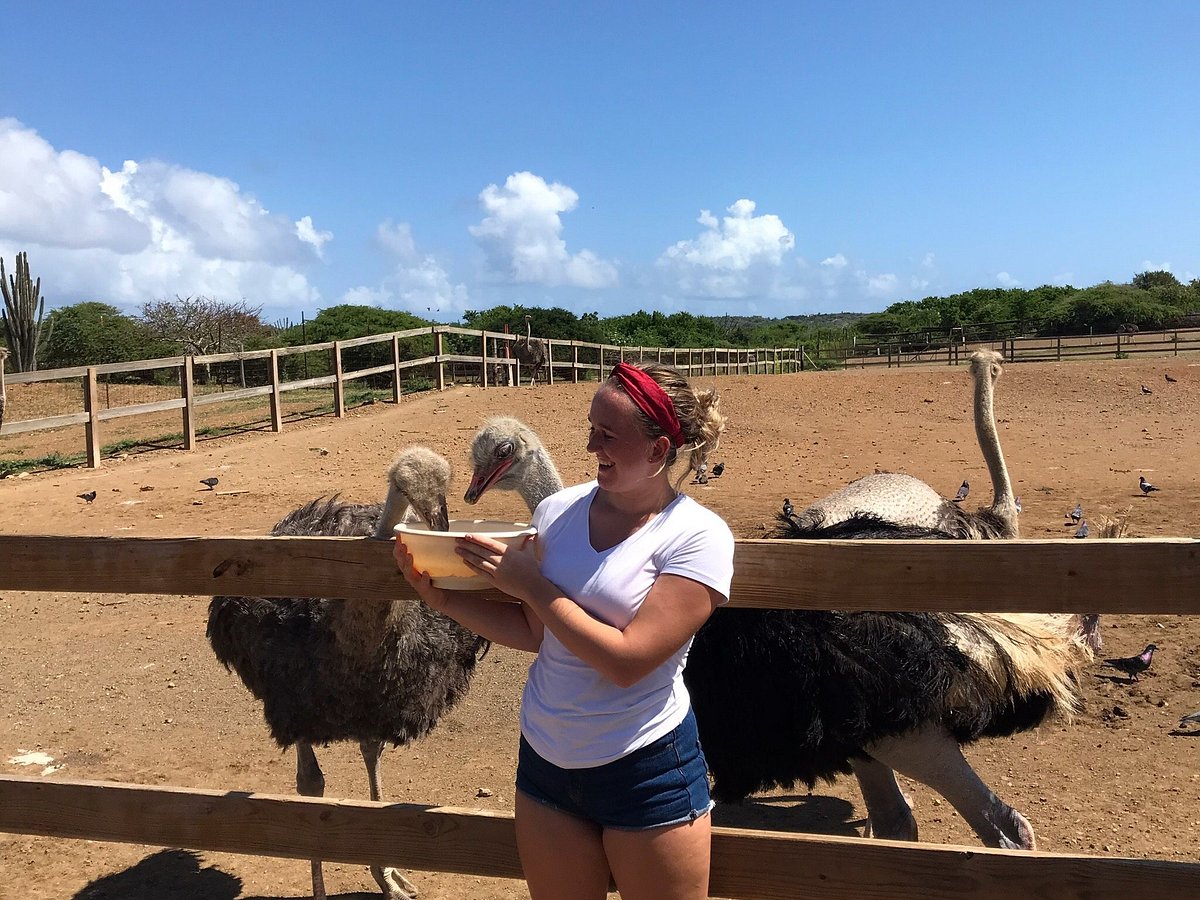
[
  {"left": 207, "top": 446, "right": 487, "bottom": 900},
  {"left": 793, "top": 349, "right": 1019, "bottom": 539},
  {"left": 510, "top": 315, "right": 548, "bottom": 386},
  {"left": 464, "top": 417, "right": 1092, "bottom": 850}
]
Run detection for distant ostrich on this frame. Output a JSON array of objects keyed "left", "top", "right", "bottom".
[
  {"left": 793, "top": 349, "right": 1019, "bottom": 539},
  {"left": 207, "top": 446, "right": 486, "bottom": 900},
  {"left": 465, "top": 417, "right": 1091, "bottom": 850},
  {"left": 510, "top": 315, "right": 548, "bottom": 386}
]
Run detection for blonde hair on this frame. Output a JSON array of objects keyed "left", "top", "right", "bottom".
[{"left": 605, "top": 363, "right": 726, "bottom": 489}]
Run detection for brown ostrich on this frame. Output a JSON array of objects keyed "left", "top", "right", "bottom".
[
  {"left": 511, "top": 314, "right": 548, "bottom": 386},
  {"left": 207, "top": 446, "right": 486, "bottom": 900}
]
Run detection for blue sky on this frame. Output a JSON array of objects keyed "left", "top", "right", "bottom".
[{"left": 3, "top": 1, "right": 1197, "bottom": 323}]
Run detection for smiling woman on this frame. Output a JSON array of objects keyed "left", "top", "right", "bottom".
[{"left": 395, "top": 361, "right": 732, "bottom": 900}]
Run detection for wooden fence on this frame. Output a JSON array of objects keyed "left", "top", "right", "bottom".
[
  {"left": 1, "top": 534, "right": 1199, "bottom": 897},
  {"left": 0, "top": 327, "right": 802, "bottom": 467}
]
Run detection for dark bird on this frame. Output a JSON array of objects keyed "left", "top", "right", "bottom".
[
  {"left": 1178, "top": 710, "right": 1200, "bottom": 729},
  {"left": 1014, "top": 495, "right": 1022, "bottom": 514},
  {"left": 200, "top": 477, "right": 219, "bottom": 490},
  {"left": 77, "top": 490, "right": 97, "bottom": 503},
  {"left": 1074, "top": 520, "right": 1089, "bottom": 539},
  {"left": 1165, "top": 374, "right": 1178, "bottom": 384},
  {"left": 1068, "top": 503, "right": 1082, "bottom": 524},
  {"left": 1141, "top": 384, "right": 1153, "bottom": 395},
  {"left": 1139, "top": 476, "right": 1160, "bottom": 495},
  {"left": 711, "top": 461, "right": 725, "bottom": 478},
  {"left": 693, "top": 462, "right": 708, "bottom": 484},
  {"left": 1103, "top": 643, "right": 1157, "bottom": 681},
  {"left": 952, "top": 479, "right": 969, "bottom": 502},
  {"left": 782, "top": 498, "right": 795, "bottom": 519}
]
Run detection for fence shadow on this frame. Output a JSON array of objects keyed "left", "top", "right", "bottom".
[{"left": 711, "top": 792, "right": 860, "bottom": 837}]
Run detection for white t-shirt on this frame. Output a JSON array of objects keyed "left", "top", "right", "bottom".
[{"left": 519, "top": 480, "right": 735, "bottom": 768}]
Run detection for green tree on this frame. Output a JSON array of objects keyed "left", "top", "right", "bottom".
[
  {"left": 1132, "top": 270, "right": 1180, "bottom": 291},
  {"left": 41, "top": 302, "right": 162, "bottom": 369}
]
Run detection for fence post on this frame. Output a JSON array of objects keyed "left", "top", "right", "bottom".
[
  {"left": 1175, "top": 331, "right": 1179, "bottom": 356},
  {"left": 1056, "top": 336, "right": 1062, "bottom": 362},
  {"left": 181, "top": 356, "right": 195, "bottom": 450},
  {"left": 435, "top": 330, "right": 446, "bottom": 391},
  {"left": 83, "top": 367, "right": 101, "bottom": 468},
  {"left": 547, "top": 340, "right": 554, "bottom": 385},
  {"left": 598, "top": 345, "right": 606, "bottom": 381},
  {"left": 1115, "top": 333, "right": 1121, "bottom": 358},
  {"left": 269, "top": 350, "right": 283, "bottom": 432},
  {"left": 332, "top": 341, "right": 346, "bottom": 417},
  {"left": 572, "top": 342, "right": 579, "bottom": 383},
  {"left": 391, "top": 336, "right": 402, "bottom": 402},
  {"left": 480, "top": 331, "right": 488, "bottom": 388}
]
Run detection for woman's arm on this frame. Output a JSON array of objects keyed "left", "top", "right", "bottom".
[
  {"left": 394, "top": 539, "right": 543, "bottom": 652},
  {"left": 455, "top": 534, "right": 720, "bottom": 688}
]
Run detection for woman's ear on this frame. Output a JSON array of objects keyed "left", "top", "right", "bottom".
[{"left": 649, "top": 435, "right": 672, "bottom": 464}]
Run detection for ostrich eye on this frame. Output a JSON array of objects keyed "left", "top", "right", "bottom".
[{"left": 497, "top": 441, "right": 513, "bottom": 459}]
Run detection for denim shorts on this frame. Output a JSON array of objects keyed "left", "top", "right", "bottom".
[{"left": 515, "top": 708, "right": 713, "bottom": 830}]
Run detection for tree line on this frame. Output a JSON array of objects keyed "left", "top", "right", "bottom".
[{"left": 3, "top": 249, "right": 1199, "bottom": 375}]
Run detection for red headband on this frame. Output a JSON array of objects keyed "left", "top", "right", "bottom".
[{"left": 610, "top": 362, "right": 683, "bottom": 447}]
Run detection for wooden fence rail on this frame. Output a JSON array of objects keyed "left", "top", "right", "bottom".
[{"left": 2, "top": 535, "right": 1199, "bottom": 896}]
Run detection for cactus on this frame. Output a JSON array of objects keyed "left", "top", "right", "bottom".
[{"left": 1, "top": 251, "right": 52, "bottom": 372}]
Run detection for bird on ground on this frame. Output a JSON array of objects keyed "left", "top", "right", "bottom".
[
  {"left": 1013, "top": 496, "right": 1022, "bottom": 514},
  {"left": 1165, "top": 374, "right": 1178, "bottom": 384},
  {"left": 200, "top": 477, "right": 219, "bottom": 490},
  {"left": 77, "top": 491, "right": 97, "bottom": 503},
  {"left": 782, "top": 498, "right": 795, "bottom": 519},
  {"left": 1074, "top": 520, "right": 1089, "bottom": 539},
  {"left": 952, "top": 480, "right": 969, "bottom": 502},
  {"left": 1139, "top": 476, "right": 1160, "bottom": 495},
  {"left": 1179, "top": 710, "right": 1200, "bottom": 729},
  {"left": 1141, "top": 384, "right": 1153, "bottom": 395},
  {"left": 1068, "top": 503, "right": 1083, "bottom": 524},
  {"left": 711, "top": 461, "right": 725, "bottom": 478},
  {"left": 693, "top": 462, "right": 708, "bottom": 484},
  {"left": 1102, "top": 643, "right": 1158, "bottom": 682}
]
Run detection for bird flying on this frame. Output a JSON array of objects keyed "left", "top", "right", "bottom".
[
  {"left": 200, "top": 477, "right": 220, "bottom": 490},
  {"left": 711, "top": 461, "right": 725, "bottom": 478},
  {"left": 1139, "top": 476, "right": 1159, "bottom": 494},
  {"left": 77, "top": 490, "right": 97, "bottom": 503},
  {"left": 1102, "top": 643, "right": 1158, "bottom": 681},
  {"left": 1074, "top": 520, "right": 1088, "bottom": 539},
  {"left": 952, "top": 479, "right": 969, "bottom": 502}
]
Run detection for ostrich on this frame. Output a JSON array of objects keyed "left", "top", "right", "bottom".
[
  {"left": 792, "top": 349, "right": 1018, "bottom": 539},
  {"left": 207, "top": 446, "right": 487, "bottom": 900},
  {"left": 464, "top": 417, "right": 1092, "bottom": 850},
  {"left": 510, "top": 314, "right": 548, "bottom": 386}
]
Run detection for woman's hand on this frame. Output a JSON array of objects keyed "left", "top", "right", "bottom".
[
  {"left": 393, "top": 537, "right": 451, "bottom": 612},
  {"left": 455, "top": 532, "right": 541, "bottom": 601}
]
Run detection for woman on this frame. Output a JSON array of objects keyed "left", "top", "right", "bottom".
[{"left": 395, "top": 362, "right": 733, "bottom": 900}]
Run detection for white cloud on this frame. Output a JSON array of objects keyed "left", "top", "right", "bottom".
[
  {"left": 861, "top": 271, "right": 899, "bottom": 297},
  {"left": 0, "top": 118, "right": 327, "bottom": 310},
  {"left": 469, "top": 171, "right": 618, "bottom": 289},
  {"left": 338, "top": 219, "right": 470, "bottom": 315},
  {"left": 821, "top": 253, "right": 848, "bottom": 269},
  {"left": 1050, "top": 271, "right": 1075, "bottom": 286},
  {"left": 921, "top": 252, "right": 936, "bottom": 269},
  {"left": 657, "top": 199, "right": 795, "bottom": 298},
  {"left": 1140, "top": 259, "right": 1171, "bottom": 272},
  {"left": 996, "top": 271, "right": 1021, "bottom": 287}
]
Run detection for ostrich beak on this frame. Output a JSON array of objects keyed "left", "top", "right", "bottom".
[
  {"left": 425, "top": 497, "right": 450, "bottom": 532},
  {"left": 464, "top": 456, "right": 515, "bottom": 504}
]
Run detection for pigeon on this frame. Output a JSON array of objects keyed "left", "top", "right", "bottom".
[
  {"left": 1139, "top": 476, "right": 1159, "bottom": 495},
  {"left": 200, "top": 477, "right": 220, "bottom": 490},
  {"left": 1165, "top": 373, "right": 1178, "bottom": 384},
  {"left": 77, "top": 490, "right": 97, "bottom": 503},
  {"left": 952, "top": 480, "right": 969, "bottom": 502},
  {"left": 693, "top": 462, "right": 708, "bottom": 484},
  {"left": 1074, "top": 520, "right": 1089, "bottom": 539},
  {"left": 1179, "top": 710, "right": 1200, "bottom": 729},
  {"left": 1014, "top": 496, "right": 1022, "bottom": 514},
  {"left": 1068, "top": 503, "right": 1083, "bottom": 524},
  {"left": 710, "top": 461, "right": 725, "bottom": 478},
  {"left": 1102, "top": 643, "right": 1157, "bottom": 682},
  {"left": 782, "top": 498, "right": 795, "bottom": 519},
  {"left": 1141, "top": 384, "right": 1153, "bottom": 395}
]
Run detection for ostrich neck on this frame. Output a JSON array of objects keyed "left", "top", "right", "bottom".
[
  {"left": 516, "top": 451, "right": 564, "bottom": 512},
  {"left": 374, "top": 489, "right": 414, "bottom": 539},
  {"left": 974, "top": 372, "right": 1014, "bottom": 520}
]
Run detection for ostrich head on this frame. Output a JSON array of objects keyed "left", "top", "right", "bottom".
[
  {"left": 377, "top": 445, "right": 451, "bottom": 536},
  {"left": 464, "top": 416, "right": 563, "bottom": 512}
]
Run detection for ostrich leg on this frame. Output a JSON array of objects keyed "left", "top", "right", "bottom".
[
  {"left": 866, "top": 725, "right": 1036, "bottom": 850},
  {"left": 361, "top": 740, "right": 421, "bottom": 899},
  {"left": 849, "top": 755, "right": 918, "bottom": 841},
  {"left": 296, "top": 742, "right": 329, "bottom": 900}
]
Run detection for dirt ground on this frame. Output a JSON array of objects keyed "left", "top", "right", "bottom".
[{"left": 2, "top": 356, "right": 1200, "bottom": 899}]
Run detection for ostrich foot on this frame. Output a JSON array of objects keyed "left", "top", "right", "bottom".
[
  {"left": 851, "top": 756, "right": 918, "bottom": 842},
  {"left": 985, "top": 803, "right": 1037, "bottom": 851},
  {"left": 372, "top": 864, "right": 419, "bottom": 899},
  {"left": 863, "top": 806, "right": 919, "bottom": 842}
]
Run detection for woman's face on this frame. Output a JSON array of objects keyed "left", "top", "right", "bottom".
[{"left": 586, "top": 386, "right": 668, "bottom": 493}]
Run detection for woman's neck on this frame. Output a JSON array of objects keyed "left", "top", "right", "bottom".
[{"left": 595, "top": 478, "right": 678, "bottom": 521}]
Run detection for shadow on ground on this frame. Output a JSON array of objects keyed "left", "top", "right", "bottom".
[{"left": 711, "top": 793, "right": 860, "bottom": 837}]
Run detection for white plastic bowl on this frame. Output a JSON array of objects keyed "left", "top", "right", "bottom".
[{"left": 394, "top": 519, "right": 536, "bottom": 590}]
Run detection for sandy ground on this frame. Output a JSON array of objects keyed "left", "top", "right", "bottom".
[{"left": 2, "top": 357, "right": 1200, "bottom": 899}]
